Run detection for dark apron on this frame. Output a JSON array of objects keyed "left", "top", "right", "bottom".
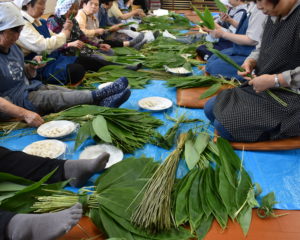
[
  {"left": 206, "top": 11, "right": 255, "bottom": 80},
  {"left": 26, "top": 19, "right": 77, "bottom": 85}
]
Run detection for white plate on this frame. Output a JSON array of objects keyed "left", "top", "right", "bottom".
[
  {"left": 138, "top": 97, "right": 173, "bottom": 111},
  {"left": 79, "top": 144, "right": 123, "bottom": 169},
  {"left": 23, "top": 140, "right": 66, "bottom": 159},
  {"left": 164, "top": 65, "right": 192, "bottom": 76},
  {"left": 98, "top": 82, "right": 113, "bottom": 90},
  {"left": 37, "top": 120, "right": 77, "bottom": 138}
]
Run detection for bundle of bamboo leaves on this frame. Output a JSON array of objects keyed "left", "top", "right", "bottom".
[
  {"left": 192, "top": 5, "right": 215, "bottom": 30},
  {"left": 138, "top": 13, "right": 191, "bottom": 33},
  {"left": 173, "top": 131, "right": 279, "bottom": 239},
  {"left": 83, "top": 65, "right": 151, "bottom": 89},
  {"left": 0, "top": 105, "right": 163, "bottom": 153},
  {"left": 29, "top": 157, "right": 192, "bottom": 239}
]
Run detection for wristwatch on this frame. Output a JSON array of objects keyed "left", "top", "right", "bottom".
[{"left": 274, "top": 74, "right": 280, "bottom": 87}]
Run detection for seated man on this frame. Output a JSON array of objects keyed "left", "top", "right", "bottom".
[{"left": 0, "top": 2, "right": 131, "bottom": 123}]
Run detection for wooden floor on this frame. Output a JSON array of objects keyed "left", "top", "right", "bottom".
[{"left": 58, "top": 210, "right": 300, "bottom": 239}]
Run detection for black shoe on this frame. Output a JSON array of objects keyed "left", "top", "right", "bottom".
[{"left": 125, "top": 63, "right": 143, "bottom": 71}]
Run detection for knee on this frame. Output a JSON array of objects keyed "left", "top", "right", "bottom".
[
  {"left": 213, "top": 120, "right": 234, "bottom": 141},
  {"left": 204, "top": 96, "right": 217, "bottom": 122},
  {"left": 67, "top": 64, "right": 85, "bottom": 85}
]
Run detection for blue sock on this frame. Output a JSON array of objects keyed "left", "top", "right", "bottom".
[
  {"left": 92, "top": 77, "right": 128, "bottom": 102},
  {"left": 99, "top": 89, "right": 131, "bottom": 108}
]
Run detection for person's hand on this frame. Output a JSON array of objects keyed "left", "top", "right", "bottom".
[
  {"left": 220, "top": 13, "right": 232, "bottom": 23},
  {"left": 62, "top": 19, "right": 73, "bottom": 38},
  {"left": 99, "top": 43, "right": 111, "bottom": 51},
  {"left": 63, "top": 19, "right": 73, "bottom": 31},
  {"left": 96, "top": 28, "right": 105, "bottom": 35},
  {"left": 22, "top": 109, "right": 44, "bottom": 127},
  {"left": 209, "top": 28, "right": 224, "bottom": 38},
  {"left": 201, "top": 26, "right": 210, "bottom": 33},
  {"left": 249, "top": 74, "right": 276, "bottom": 93},
  {"left": 26, "top": 56, "right": 47, "bottom": 70},
  {"left": 109, "top": 24, "right": 121, "bottom": 32},
  {"left": 134, "top": 9, "right": 146, "bottom": 17},
  {"left": 238, "top": 58, "right": 257, "bottom": 79},
  {"left": 67, "top": 40, "right": 85, "bottom": 49}
]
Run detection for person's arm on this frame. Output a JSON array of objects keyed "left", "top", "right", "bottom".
[
  {"left": 17, "top": 21, "right": 70, "bottom": 54},
  {"left": 0, "top": 98, "right": 44, "bottom": 127},
  {"left": 282, "top": 67, "right": 300, "bottom": 89},
  {"left": 109, "top": 2, "right": 144, "bottom": 20},
  {"left": 76, "top": 10, "right": 99, "bottom": 38}
]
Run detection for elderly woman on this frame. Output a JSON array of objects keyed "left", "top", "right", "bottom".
[
  {"left": 76, "top": 0, "right": 145, "bottom": 49},
  {"left": 14, "top": 0, "right": 135, "bottom": 85},
  {"left": 204, "top": 0, "right": 267, "bottom": 80},
  {"left": 108, "top": 0, "right": 145, "bottom": 21},
  {"left": 196, "top": 0, "right": 248, "bottom": 60},
  {"left": 47, "top": 0, "right": 114, "bottom": 57},
  {"left": 0, "top": 1, "right": 131, "bottom": 126},
  {"left": 204, "top": 0, "right": 300, "bottom": 142}
]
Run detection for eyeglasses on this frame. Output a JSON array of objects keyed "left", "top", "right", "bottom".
[{"left": 10, "top": 26, "right": 23, "bottom": 33}]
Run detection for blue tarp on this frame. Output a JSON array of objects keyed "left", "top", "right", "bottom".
[{"left": 1, "top": 79, "right": 299, "bottom": 210}]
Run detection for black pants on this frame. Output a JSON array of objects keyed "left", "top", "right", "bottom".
[
  {"left": 0, "top": 146, "right": 66, "bottom": 239},
  {"left": 67, "top": 55, "right": 120, "bottom": 84}
]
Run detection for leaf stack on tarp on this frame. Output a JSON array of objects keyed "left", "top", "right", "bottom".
[
  {"left": 138, "top": 12, "right": 191, "bottom": 33},
  {"left": 0, "top": 105, "right": 163, "bottom": 152},
  {"left": 83, "top": 65, "right": 151, "bottom": 89},
  {"left": 173, "top": 132, "right": 272, "bottom": 239},
  {"left": 31, "top": 157, "right": 193, "bottom": 239},
  {"left": 47, "top": 105, "right": 163, "bottom": 152}
]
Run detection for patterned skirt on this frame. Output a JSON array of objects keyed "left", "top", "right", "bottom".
[{"left": 213, "top": 86, "right": 300, "bottom": 142}]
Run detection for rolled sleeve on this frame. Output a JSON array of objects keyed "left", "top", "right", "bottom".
[
  {"left": 246, "top": 7, "right": 267, "bottom": 43},
  {"left": 282, "top": 67, "right": 300, "bottom": 88},
  {"left": 17, "top": 21, "right": 67, "bottom": 55}
]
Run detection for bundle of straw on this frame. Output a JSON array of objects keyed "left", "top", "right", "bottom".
[{"left": 131, "top": 133, "right": 188, "bottom": 233}]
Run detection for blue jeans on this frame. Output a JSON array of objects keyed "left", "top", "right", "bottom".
[{"left": 204, "top": 97, "right": 235, "bottom": 141}]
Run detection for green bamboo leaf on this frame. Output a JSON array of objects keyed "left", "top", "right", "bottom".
[
  {"left": 195, "top": 214, "right": 214, "bottom": 240},
  {"left": 0, "top": 182, "right": 26, "bottom": 192},
  {"left": 92, "top": 115, "right": 112, "bottom": 143},
  {"left": 188, "top": 170, "right": 203, "bottom": 232},
  {"left": 175, "top": 169, "right": 198, "bottom": 225},
  {"left": 74, "top": 121, "right": 93, "bottom": 150},
  {"left": 203, "top": 7, "right": 215, "bottom": 30},
  {"left": 199, "top": 83, "right": 222, "bottom": 99},
  {"left": 237, "top": 204, "right": 252, "bottom": 236},
  {"left": 218, "top": 168, "right": 237, "bottom": 219},
  {"left": 214, "top": 0, "right": 227, "bottom": 12},
  {"left": 185, "top": 139, "right": 200, "bottom": 170}
]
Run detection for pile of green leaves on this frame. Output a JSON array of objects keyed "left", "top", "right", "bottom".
[
  {"left": 31, "top": 157, "right": 193, "bottom": 239},
  {"left": 83, "top": 65, "right": 151, "bottom": 89},
  {"left": 138, "top": 13, "right": 191, "bottom": 33},
  {"left": 102, "top": 47, "right": 146, "bottom": 65},
  {"left": 44, "top": 105, "right": 163, "bottom": 153},
  {"left": 144, "top": 52, "right": 187, "bottom": 70},
  {"left": 173, "top": 132, "right": 274, "bottom": 239},
  {"left": 192, "top": 5, "right": 215, "bottom": 30},
  {"left": 0, "top": 169, "right": 69, "bottom": 213}
]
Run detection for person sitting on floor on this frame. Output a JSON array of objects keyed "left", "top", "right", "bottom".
[
  {"left": 0, "top": 2, "right": 131, "bottom": 123},
  {"left": 14, "top": 0, "right": 138, "bottom": 85},
  {"left": 204, "top": 0, "right": 300, "bottom": 142},
  {"left": 47, "top": 0, "right": 115, "bottom": 57},
  {"left": 204, "top": 0, "right": 267, "bottom": 80},
  {"left": 108, "top": 0, "right": 145, "bottom": 23},
  {"left": 196, "top": 0, "right": 248, "bottom": 60},
  {"left": 0, "top": 145, "right": 109, "bottom": 240},
  {"left": 76, "top": 0, "right": 145, "bottom": 50}
]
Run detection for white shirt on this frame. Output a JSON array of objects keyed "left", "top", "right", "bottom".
[{"left": 16, "top": 11, "right": 67, "bottom": 56}]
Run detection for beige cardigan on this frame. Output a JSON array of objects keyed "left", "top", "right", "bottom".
[{"left": 75, "top": 9, "right": 99, "bottom": 38}]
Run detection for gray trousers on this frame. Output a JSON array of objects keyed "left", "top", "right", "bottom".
[{"left": 28, "top": 85, "right": 94, "bottom": 114}]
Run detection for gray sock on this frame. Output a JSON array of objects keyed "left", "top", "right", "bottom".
[
  {"left": 129, "top": 33, "right": 145, "bottom": 47},
  {"left": 133, "top": 39, "right": 147, "bottom": 50},
  {"left": 64, "top": 152, "right": 110, "bottom": 187},
  {"left": 7, "top": 203, "right": 82, "bottom": 240}
]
